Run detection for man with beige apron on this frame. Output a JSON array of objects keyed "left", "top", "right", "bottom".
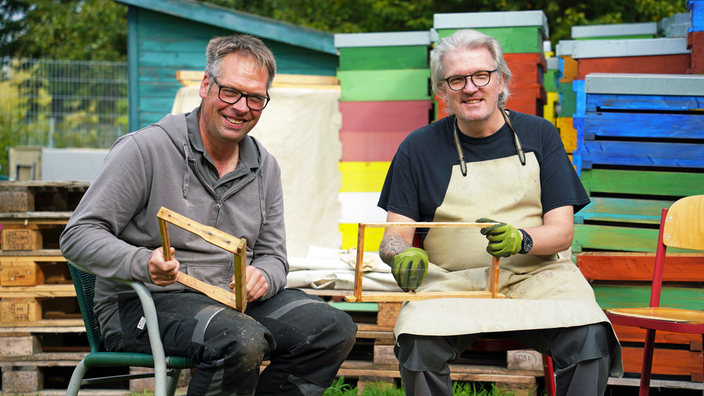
[{"left": 377, "top": 29, "right": 623, "bottom": 396}]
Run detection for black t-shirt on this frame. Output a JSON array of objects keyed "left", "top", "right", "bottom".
[{"left": 378, "top": 111, "right": 590, "bottom": 223}]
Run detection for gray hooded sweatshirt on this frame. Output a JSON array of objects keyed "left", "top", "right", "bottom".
[{"left": 60, "top": 108, "right": 288, "bottom": 341}]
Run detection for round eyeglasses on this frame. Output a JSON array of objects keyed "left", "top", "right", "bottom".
[
  {"left": 444, "top": 69, "right": 498, "bottom": 91},
  {"left": 212, "top": 76, "right": 270, "bottom": 110}
]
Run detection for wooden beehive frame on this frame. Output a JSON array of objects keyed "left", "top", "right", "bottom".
[
  {"left": 157, "top": 207, "right": 247, "bottom": 312},
  {"left": 345, "top": 222, "right": 505, "bottom": 303}
]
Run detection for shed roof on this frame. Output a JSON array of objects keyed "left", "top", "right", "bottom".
[{"left": 114, "top": 0, "right": 336, "bottom": 54}]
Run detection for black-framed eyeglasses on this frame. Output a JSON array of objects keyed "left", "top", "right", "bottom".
[
  {"left": 211, "top": 76, "right": 270, "bottom": 110},
  {"left": 444, "top": 69, "right": 498, "bottom": 91}
]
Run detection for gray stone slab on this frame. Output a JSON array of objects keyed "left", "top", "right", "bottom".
[
  {"left": 572, "top": 22, "right": 657, "bottom": 39},
  {"left": 334, "top": 31, "right": 431, "bottom": 48},
  {"left": 584, "top": 73, "right": 704, "bottom": 96},
  {"left": 572, "top": 38, "right": 689, "bottom": 59},
  {"left": 433, "top": 10, "right": 549, "bottom": 38}
]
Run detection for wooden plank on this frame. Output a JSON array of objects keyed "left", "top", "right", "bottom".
[
  {"left": 579, "top": 141, "right": 704, "bottom": 170},
  {"left": 1, "top": 298, "right": 42, "bottom": 323},
  {"left": 338, "top": 69, "right": 431, "bottom": 102},
  {"left": 621, "top": 346, "right": 703, "bottom": 380},
  {"left": 507, "top": 85, "right": 546, "bottom": 116},
  {"left": 586, "top": 93, "right": 704, "bottom": 113},
  {"left": 377, "top": 302, "right": 401, "bottom": 327},
  {"left": 576, "top": 54, "right": 691, "bottom": 79},
  {"left": 504, "top": 52, "right": 546, "bottom": 88},
  {"left": 339, "top": 161, "right": 390, "bottom": 193},
  {"left": 1, "top": 227, "right": 42, "bottom": 251},
  {"left": 580, "top": 169, "right": 704, "bottom": 197},
  {"left": 583, "top": 112, "right": 704, "bottom": 140},
  {"left": 689, "top": 31, "right": 704, "bottom": 74},
  {"left": 345, "top": 291, "right": 504, "bottom": 302},
  {"left": 575, "top": 197, "right": 675, "bottom": 225},
  {"left": 0, "top": 335, "right": 42, "bottom": 356},
  {"left": 559, "top": 55, "right": 579, "bottom": 83},
  {"left": 0, "top": 284, "right": 77, "bottom": 298},
  {"left": 0, "top": 258, "right": 70, "bottom": 287},
  {"left": 557, "top": 117, "right": 577, "bottom": 153},
  {"left": 339, "top": 46, "right": 429, "bottom": 71},
  {"left": 612, "top": 323, "right": 702, "bottom": 347},
  {"left": 1, "top": 366, "right": 43, "bottom": 393},
  {"left": 339, "top": 100, "right": 432, "bottom": 133},
  {"left": 157, "top": 209, "right": 246, "bottom": 312},
  {"left": 0, "top": 192, "right": 33, "bottom": 212},
  {"left": 592, "top": 285, "right": 704, "bottom": 311},
  {"left": 557, "top": 81, "right": 577, "bottom": 117},
  {"left": 573, "top": 224, "right": 659, "bottom": 253},
  {"left": 340, "top": 131, "right": 410, "bottom": 162},
  {"left": 576, "top": 252, "right": 704, "bottom": 282}
]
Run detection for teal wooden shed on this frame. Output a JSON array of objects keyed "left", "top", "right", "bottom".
[{"left": 114, "top": 0, "right": 338, "bottom": 131}]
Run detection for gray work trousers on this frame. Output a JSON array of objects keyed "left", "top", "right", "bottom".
[{"left": 395, "top": 323, "right": 613, "bottom": 396}]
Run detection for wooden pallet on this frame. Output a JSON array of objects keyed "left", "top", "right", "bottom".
[
  {"left": 0, "top": 181, "right": 90, "bottom": 213},
  {"left": 0, "top": 284, "right": 79, "bottom": 324},
  {"left": 0, "top": 212, "right": 70, "bottom": 251},
  {"left": 311, "top": 290, "right": 546, "bottom": 396}
]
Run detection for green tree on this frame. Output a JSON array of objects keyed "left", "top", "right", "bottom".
[
  {"left": 204, "top": 0, "right": 686, "bottom": 46},
  {"left": 1, "top": 0, "right": 128, "bottom": 61}
]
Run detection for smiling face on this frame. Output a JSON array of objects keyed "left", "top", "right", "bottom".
[
  {"left": 439, "top": 46, "right": 505, "bottom": 137},
  {"left": 198, "top": 52, "right": 269, "bottom": 149}
]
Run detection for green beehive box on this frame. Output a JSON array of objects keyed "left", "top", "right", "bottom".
[
  {"left": 558, "top": 81, "right": 577, "bottom": 117},
  {"left": 335, "top": 31, "right": 431, "bottom": 71},
  {"left": 436, "top": 27, "right": 544, "bottom": 54},
  {"left": 338, "top": 69, "right": 431, "bottom": 102},
  {"left": 338, "top": 46, "right": 429, "bottom": 71},
  {"left": 434, "top": 11, "right": 548, "bottom": 54}
]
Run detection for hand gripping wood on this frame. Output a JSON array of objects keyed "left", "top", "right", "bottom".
[
  {"left": 157, "top": 207, "right": 247, "bottom": 312},
  {"left": 345, "top": 222, "right": 505, "bottom": 303}
]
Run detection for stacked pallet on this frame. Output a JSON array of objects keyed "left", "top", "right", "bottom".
[
  {"left": 0, "top": 181, "right": 91, "bottom": 393},
  {"left": 335, "top": 31, "right": 433, "bottom": 251},
  {"left": 572, "top": 73, "right": 704, "bottom": 387},
  {"left": 433, "top": 10, "right": 549, "bottom": 119},
  {"left": 298, "top": 291, "right": 548, "bottom": 396}
]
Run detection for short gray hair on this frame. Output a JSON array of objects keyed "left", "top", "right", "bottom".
[
  {"left": 204, "top": 34, "right": 277, "bottom": 90},
  {"left": 430, "top": 29, "right": 511, "bottom": 108}
]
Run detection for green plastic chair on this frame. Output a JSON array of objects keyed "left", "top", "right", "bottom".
[{"left": 66, "top": 260, "right": 195, "bottom": 396}]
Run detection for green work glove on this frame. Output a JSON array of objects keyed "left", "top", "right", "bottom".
[
  {"left": 391, "top": 248, "right": 429, "bottom": 292},
  {"left": 476, "top": 218, "right": 522, "bottom": 258}
]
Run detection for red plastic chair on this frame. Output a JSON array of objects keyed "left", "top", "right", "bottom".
[{"left": 606, "top": 195, "right": 704, "bottom": 396}]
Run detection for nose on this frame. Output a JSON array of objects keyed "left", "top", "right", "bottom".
[
  {"left": 231, "top": 96, "right": 249, "bottom": 113},
  {"left": 462, "top": 78, "right": 479, "bottom": 93}
]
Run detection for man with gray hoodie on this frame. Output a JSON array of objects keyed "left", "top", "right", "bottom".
[{"left": 60, "top": 34, "right": 357, "bottom": 396}]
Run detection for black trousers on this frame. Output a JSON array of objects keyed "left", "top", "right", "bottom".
[
  {"left": 107, "top": 289, "right": 357, "bottom": 396},
  {"left": 395, "top": 323, "right": 614, "bottom": 396}
]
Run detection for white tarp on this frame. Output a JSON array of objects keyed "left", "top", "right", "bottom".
[{"left": 171, "top": 85, "right": 343, "bottom": 258}]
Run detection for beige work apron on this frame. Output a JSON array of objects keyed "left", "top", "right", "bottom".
[{"left": 393, "top": 153, "right": 622, "bottom": 374}]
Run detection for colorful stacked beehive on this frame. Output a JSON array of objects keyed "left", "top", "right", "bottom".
[
  {"left": 573, "top": 73, "right": 704, "bottom": 384},
  {"left": 335, "top": 31, "right": 433, "bottom": 250},
  {"left": 543, "top": 41, "right": 559, "bottom": 127},
  {"left": 556, "top": 23, "right": 663, "bottom": 165},
  {"left": 432, "top": 11, "right": 549, "bottom": 119},
  {"left": 554, "top": 40, "right": 579, "bottom": 161},
  {"left": 688, "top": 0, "right": 704, "bottom": 73}
]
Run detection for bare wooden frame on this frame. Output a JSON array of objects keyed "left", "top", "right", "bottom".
[
  {"left": 157, "top": 207, "right": 247, "bottom": 312},
  {"left": 345, "top": 222, "right": 505, "bottom": 303}
]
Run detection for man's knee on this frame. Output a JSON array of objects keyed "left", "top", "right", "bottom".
[
  {"left": 202, "top": 309, "right": 273, "bottom": 367},
  {"left": 548, "top": 323, "right": 613, "bottom": 370},
  {"left": 395, "top": 335, "right": 456, "bottom": 374}
]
